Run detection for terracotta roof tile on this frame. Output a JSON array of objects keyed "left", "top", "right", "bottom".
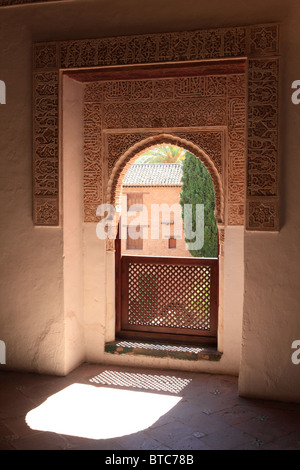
[{"left": 122, "top": 163, "right": 183, "bottom": 187}]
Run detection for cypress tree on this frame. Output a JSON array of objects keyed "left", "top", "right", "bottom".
[{"left": 180, "top": 152, "right": 218, "bottom": 258}]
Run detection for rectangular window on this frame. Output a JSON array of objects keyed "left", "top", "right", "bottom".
[
  {"left": 127, "top": 193, "right": 143, "bottom": 212},
  {"left": 127, "top": 225, "right": 143, "bottom": 250},
  {"left": 169, "top": 237, "right": 176, "bottom": 249}
]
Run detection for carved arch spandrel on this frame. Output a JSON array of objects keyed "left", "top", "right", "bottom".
[{"left": 105, "top": 133, "right": 224, "bottom": 226}]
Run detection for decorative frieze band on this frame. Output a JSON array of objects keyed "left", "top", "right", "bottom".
[
  {"left": 33, "top": 70, "right": 59, "bottom": 225},
  {"left": 33, "top": 23, "right": 280, "bottom": 231},
  {"left": 34, "top": 24, "right": 279, "bottom": 71}
]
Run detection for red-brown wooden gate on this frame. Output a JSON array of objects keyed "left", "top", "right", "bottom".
[{"left": 116, "top": 252, "right": 218, "bottom": 345}]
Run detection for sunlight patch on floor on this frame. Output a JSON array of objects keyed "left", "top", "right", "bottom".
[{"left": 25, "top": 383, "right": 182, "bottom": 440}]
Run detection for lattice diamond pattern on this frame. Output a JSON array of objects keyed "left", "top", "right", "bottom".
[{"left": 127, "top": 262, "right": 212, "bottom": 330}]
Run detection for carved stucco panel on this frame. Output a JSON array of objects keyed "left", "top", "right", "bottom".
[
  {"left": 247, "top": 57, "right": 279, "bottom": 230},
  {"left": 83, "top": 72, "right": 246, "bottom": 226},
  {"left": 33, "top": 70, "right": 60, "bottom": 225},
  {"left": 247, "top": 198, "right": 279, "bottom": 231}
]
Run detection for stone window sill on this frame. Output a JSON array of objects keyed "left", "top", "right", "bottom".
[{"left": 105, "top": 340, "right": 222, "bottom": 362}]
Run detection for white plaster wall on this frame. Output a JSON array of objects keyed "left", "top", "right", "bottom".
[
  {"left": 0, "top": 14, "right": 65, "bottom": 375},
  {"left": 222, "top": 227, "right": 244, "bottom": 372},
  {"left": 62, "top": 76, "right": 85, "bottom": 374},
  {"left": 239, "top": 227, "right": 300, "bottom": 401},
  {"left": 238, "top": 9, "right": 300, "bottom": 402},
  {"left": 83, "top": 224, "right": 107, "bottom": 363}
]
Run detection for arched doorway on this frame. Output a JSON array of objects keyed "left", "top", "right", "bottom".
[{"left": 110, "top": 139, "right": 221, "bottom": 346}]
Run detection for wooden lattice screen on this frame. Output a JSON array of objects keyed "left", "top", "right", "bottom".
[{"left": 118, "top": 256, "right": 218, "bottom": 344}]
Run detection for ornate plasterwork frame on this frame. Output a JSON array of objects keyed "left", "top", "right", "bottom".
[
  {"left": 83, "top": 69, "right": 245, "bottom": 229},
  {"left": 33, "top": 23, "right": 280, "bottom": 231}
]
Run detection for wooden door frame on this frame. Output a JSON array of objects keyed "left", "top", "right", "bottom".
[{"left": 115, "top": 212, "right": 219, "bottom": 345}]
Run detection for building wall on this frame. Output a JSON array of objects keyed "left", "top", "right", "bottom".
[
  {"left": 121, "top": 185, "right": 192, "bottom": 258},
  {"left": 0, "top": 0, "right": 299, "bottom": 402}
]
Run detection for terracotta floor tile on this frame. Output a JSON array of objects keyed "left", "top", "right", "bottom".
[
  {"left": 0, "top": 439, "right": 16, "bottom": 450},
  {"left": 144, "top": 420, "right": 195, "bottom": 446},
  {"left": 0, "top": 363, "right": 299, "bottom": 450},
  {"left": 66, "top": 437, "right": 126, "bottom": 450},
  {"left": 215, "top": 404, "right": 258, "bottom": 425},
  {"left": 199, "top": 425, "right": 254, "bottom": 450},
  {"left": 177, "top": 409, "right": 231, "bottom": 435},
  {"left": 0, "top": 422, "right": 13, "bottom": 438},
  {"left": 167, "top": 433, "right": 214, "bottom": 450},
  {"left": 234, "top": 414, "right": 295, "bottom": 443},
  {"left": 115, "top": 430, "right": 162, "bottom": 450},
  {"left": 0, "top": 394, "right": 36, "bottom": 420},
  {"left": 10, "top": 431, "right": 68, "bottom": 450},
  {"left": 262, "top": 431, "right": 300, "bottom": 450},
  {"left": 4, "top": 415, "right": 39, "bottom": 438}
]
